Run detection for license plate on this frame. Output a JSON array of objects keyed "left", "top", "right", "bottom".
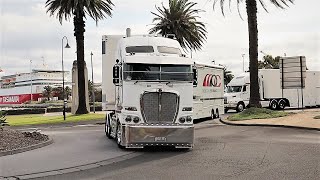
[{"left": 155, "top": 137, "right": 167, "bottom": 142}]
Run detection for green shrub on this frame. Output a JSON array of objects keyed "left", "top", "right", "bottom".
[
  {"left": 228, "top": 107, "right": 289, "bottom": 121},
  {"left": 0, "top": 111, "right": 9, "bottom": 130}
]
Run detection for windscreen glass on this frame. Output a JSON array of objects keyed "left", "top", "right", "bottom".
[
  {"left": 226, "top": 86, "right": 242, "bottom": 93},
  {"left": 124, "top": 64, "right": 192, "bottom": 81}
]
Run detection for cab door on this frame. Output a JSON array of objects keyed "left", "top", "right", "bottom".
[{"left": 241, "top": 85, "right": 250, "bottom": 101}]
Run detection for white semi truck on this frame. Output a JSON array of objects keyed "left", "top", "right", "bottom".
[
  {"left": 101, "top": 29, "right": 224, "bottom": 149},
  {"left": 224, "top": 68, "right": 320, "bottom": 112}
]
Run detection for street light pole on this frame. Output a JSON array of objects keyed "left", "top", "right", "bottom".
[
  {"left": 62, "top": 36, "right": 71, "bottom": 120},
  {"left": 90, "top": 52, "right": 95, "bottom": 113},
  {"left": 241, "top": 54, "right": 245, "bottom": 72},
  {"left": 30, "top": 60, "right": 33, "bottom": 102}
]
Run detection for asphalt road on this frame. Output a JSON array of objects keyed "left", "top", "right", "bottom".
[
  {"left": 0, "top": 125, "right": 135, "bottom": 178},
  {"left": 32, "top": 123, "right": 319, "bottom": 180}
]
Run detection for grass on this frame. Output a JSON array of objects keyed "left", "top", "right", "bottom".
[
  {"left": 7, "top": 113, "right": 105, "bottom": 126},
  {"left": 228, "top": 108, "right": 290, "bottom": 121},
  {"left": 314, "top": 115, "right": 320, "bottom": 119}
]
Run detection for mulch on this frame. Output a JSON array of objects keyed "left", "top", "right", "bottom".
[{"left": 0, "top": 128, "right": 49, "bottom": 152}]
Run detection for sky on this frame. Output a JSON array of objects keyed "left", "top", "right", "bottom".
[{"left": 0, "top": 0, "right": 319, "bottom": 82}]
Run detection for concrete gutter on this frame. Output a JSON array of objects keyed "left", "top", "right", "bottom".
[{"left": 220, "top": 118, "right": 320, "bottom": 131}]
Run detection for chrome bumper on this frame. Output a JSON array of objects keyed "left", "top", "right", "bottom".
[{"left": 120, "top": 124, "right": 194, "bottom": 148}]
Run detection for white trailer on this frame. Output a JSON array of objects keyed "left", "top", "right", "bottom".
[
  {"left": 102, "top": 31, "right": 195, "bottom": 149},
  {"left": 193, "top": 62, "right": 224, "bottom": 119},
  {"left": 224, "top": 68, "right": 320, "bottom": 112}
]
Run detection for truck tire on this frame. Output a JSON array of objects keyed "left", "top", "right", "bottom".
[
  {"left": 236, "top": 102, "right": 245, "bottom": 112},
  {"left": 269, "top": 99, "right": 278, "bottom": 110},
  {"left": 278, "top": 99, "right": 286, "bottom": 110},
  {"left": 116, "top": 122, "right": 125, "bottom": 149},
  {"left": 105, "top": 114, "right": 112, "bottom": 139}
]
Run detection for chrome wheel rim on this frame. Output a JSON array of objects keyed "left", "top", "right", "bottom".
[{"left": 238, "top": 104, "right": 244, "bottom": 112}]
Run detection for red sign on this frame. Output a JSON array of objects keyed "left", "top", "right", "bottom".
[
  {"left": 0, "top": 94, "right": 41, "bottom": 104},
  {"left": 203, "top": 74, "right": 222, "bottom": 87}
]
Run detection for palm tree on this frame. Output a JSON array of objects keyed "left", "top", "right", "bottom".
[
  {"left": 258, "top": 55, "right": 281, "bottom": 69},
  {"left": 213, "top": 0, "right": 293, "bottom": 108},
  {"left": 149, "top": 0, "right": 207, "bottom": 51},
  {"left": 223, "top": 67, "right": 234, "bottom": 85},
  {"left": 46, "top": 0, "right": 114, "bottom": 114},
  {"left": 43, "top": 85, "right": 53, "bottom": 101}
]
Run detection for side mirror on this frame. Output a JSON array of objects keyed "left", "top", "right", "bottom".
[
  {"left": 113, "top": 65, "right": 120, "bottom": 85},
  {"left": 193, "top": 68, "right": 198, "bottom": 86}
]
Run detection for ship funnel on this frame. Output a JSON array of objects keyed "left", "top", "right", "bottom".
[{"left": 126, "top": 28, "right": 131, "bottom": 37}]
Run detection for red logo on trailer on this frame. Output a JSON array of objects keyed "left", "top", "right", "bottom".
[{"left": 203, "top": 74, "right": 221, "bottom": 87}]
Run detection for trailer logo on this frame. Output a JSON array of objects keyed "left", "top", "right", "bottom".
[{"left": 203, "top": 74, "right": 221, "bottom": 87}]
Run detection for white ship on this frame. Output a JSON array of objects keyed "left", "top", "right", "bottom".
[{"left": 0, "top": 69, "right": 70, "bottom": 105}]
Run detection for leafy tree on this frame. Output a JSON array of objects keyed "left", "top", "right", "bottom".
[
  {"left": 258, "top": 55, "right": 280, "bottom": 69},
  {"left": 46, "top": 0, "right": 114, "bottom": 114},
  {"left": 43, "top": 86, "right": 53, "bottom": 101},
  {"left": 149, "top": 0, "right": 207, "bottom": 51},
  {"left": 224, "top": 67, "right": 234, "bottom": 85},
  {"left": 213, "top": 0, "right": 293, "bottom": 108},
  {"left": 0, "top": 111, "right": 8, "bottom": 130}
]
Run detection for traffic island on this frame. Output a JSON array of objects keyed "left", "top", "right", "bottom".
[
  {"left": 221, "top": 108, "right": 320, "bottom": 131},
  {"left": 0, "top": 128, "right": 53, "bottom": 157}
]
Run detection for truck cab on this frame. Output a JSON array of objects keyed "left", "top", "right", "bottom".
[
  {"left": 102, "top": 32, "right": 194, "bottom": 149},
  {"left": 224, "top": 73, "right": 250, "bottom": 112}
]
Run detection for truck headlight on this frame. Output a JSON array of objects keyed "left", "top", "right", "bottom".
[
  {"left": 125, "top": 107, "right": 137, "bottom": 111},
  {"left": 125, "top": 116, "right": 132, "bottom": 122},
  {"left": 133, "top": 116, "right": 140, "bottom": 123},
  {"left": 179, "top": 117, "right": 186, "bottom": 123},
  {"left": 182, "top": 107, "right": 192, "bottom": 111},
  {"left": 186, "top": 116, "right": 192, "bottom": 122}
]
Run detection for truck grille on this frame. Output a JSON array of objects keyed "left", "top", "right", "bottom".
[{"left": 141, "top": 92, "right": 179, "bottom": 123}]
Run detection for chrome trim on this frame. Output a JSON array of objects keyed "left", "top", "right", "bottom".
[
  {"left": 140, "top": 90, "right": 180, "bottom": 123},
  {"left": 119, "top": 124, "right": 194, "bottom": 148}
]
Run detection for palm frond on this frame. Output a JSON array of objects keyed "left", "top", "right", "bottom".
[
  {"left": 45, "top": 0, "right": 114, "bottom": 24},
  {"left": 149, "top": 0, "right": 207, "bottom": 51}
]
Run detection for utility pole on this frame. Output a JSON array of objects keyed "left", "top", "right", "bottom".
[
  {"left": 241, "top": 54, "right": 245, "bottom": 72},
  {"left": 90, "top": 52, "right": 95, "bottom": 113}
]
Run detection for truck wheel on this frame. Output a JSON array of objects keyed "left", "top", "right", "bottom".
[
  {"left": 278, "top": 99, "right": 286, "bottom": 110},
  {"left": 105, "top": 114, "right": 112, "bottom": 139},
  {"left": 116, "top": 122, "right": 125, "bottom": 149},
  {"left": 236, "top": 102, "right": 245, "bottom": 112},
  {"left": 269, "top": 100, "right": 278, "bottom": 110}
]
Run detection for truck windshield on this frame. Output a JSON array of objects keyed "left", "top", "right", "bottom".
[
  {"left": 226, "top": 86, "right": 242, "bottom": 93},
  {"left": 124, "top": 63, "right": 192, "bottom": 81}
]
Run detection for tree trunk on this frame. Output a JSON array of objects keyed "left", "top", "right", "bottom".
[
  {"left": 246, "top": 0, "right": 262, "bottom": 108},
  {"left": 74, "top": 14, "right": 89, "bottom": 114}
]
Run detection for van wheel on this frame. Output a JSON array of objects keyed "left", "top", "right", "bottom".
[
  {"left": 269, "top": 99, "right": 278, "bottom": 110},
  {"left": 278, "top": 99, "right": 286, "bottom": 110},
  {"left": 236, "top": 102, "right": 245, "bottom": 112},
  {"left": 211, "top": 109, "right": 216, "bottom": 119}
]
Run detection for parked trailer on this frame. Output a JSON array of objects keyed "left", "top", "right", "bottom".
[
  {"left": 224, "top": 69, "right": 320, "bottom": 112},
  {"left": 193, "top": 63, "right": 224, "bottom": 119}
]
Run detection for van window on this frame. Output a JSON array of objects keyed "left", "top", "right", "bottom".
[{"left": 126, "top": 46, "right": 154, "bottom": 53}]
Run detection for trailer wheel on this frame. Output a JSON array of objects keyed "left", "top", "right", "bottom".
[
  {"left": 216, "top": 109, "right": 220, "bottom": 118},
  {"left": 105, "top": 114, "right": 112, "bottom": 139},
  {"left": 236, "top": 102, "right": 245, "bottom": 112},
  {"left": 211, "top": 109, "right": 216, "bottom": 119},
  {"left": 116, "top": 122, "right": 125, "bottom": 149},
  {"left": 269, "top": 99, "right": 278, "bottom": 110},
  {"left": 278, "top": 99, "right": 286, "bottom": 110}
]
